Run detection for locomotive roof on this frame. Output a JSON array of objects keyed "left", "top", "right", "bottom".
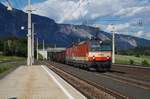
[
  {"left": 68, "top": 39, "right": 111, "bottom": 48},
  {"left": 78, "top": 41, "right": 87, "bottom": 45}
]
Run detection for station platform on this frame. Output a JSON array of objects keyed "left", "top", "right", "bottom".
[{"left": 0, "top": 65, "right": 86, "bottom": 99}]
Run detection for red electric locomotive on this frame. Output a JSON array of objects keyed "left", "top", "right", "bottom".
[
  {"left": 65, "top": 39, "right": 112, "bottom": 71},
  {"left": 51, "top": 39, "right": 112, "bottom": 71}
]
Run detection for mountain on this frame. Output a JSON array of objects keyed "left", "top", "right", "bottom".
[
  {"left": 0, "top": 3, "right": 57, "bottom": 38},
  {"left": 0, "top": 3, "right": 150, "bottom": 50},
  {"left": 102, "top": 32, "right": 150, "bottom": 50}
]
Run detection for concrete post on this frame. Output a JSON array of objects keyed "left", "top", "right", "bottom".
[
  {"left": 32, "top": 23, "right": 35, "bottom": 64},
  {"left": 36, "top": 38, "right": 39, "bottom": 60},
  {"left": 27, "top": 0, "right": 32, "bottom": 66},
  {"left": 111, "top": 24, "right": 115, "bottom": 64}
]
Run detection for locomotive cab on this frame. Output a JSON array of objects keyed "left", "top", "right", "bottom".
[{"left": 88, "top": 40, "right": 112, "bottom": 71}]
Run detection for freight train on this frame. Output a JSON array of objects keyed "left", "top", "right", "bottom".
[{"left": 51, "top": 39, "right": 112, "bottom": 71}]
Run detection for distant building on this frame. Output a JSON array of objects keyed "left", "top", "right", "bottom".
[{"left": 38, "top": 47, "right": 66, "bottom": 60}]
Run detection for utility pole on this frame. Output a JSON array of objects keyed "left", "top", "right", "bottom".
[
  {"left": 32, "top": 23, "right": 35, "bottom": 64},
  {"left": 111, "top": 24, "right": 115, "bottom": 64},
  {"left": 27, "top": 0, "right": 32, "bottom": 66},
  {"left": 43, "top": 40, "right": 45, "bottom": 60},
  {"left": 36, "top": 37, "right": 39, "bottom": 60},
  {"left": 43, "top": 40, "right": 45, "bottom": 51}
]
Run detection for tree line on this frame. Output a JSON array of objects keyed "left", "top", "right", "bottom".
[
  {"left": 118, "top": 46, "right": 150, "bottom": 56},
  {"left": 0, "top": 37, "right": 55, "bottom": 57},
  {"left": 0, "top": 37, "right": 27, "bottom": 57}
]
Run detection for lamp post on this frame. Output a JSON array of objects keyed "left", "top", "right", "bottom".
[
  {"left": 110, "top": 24, "right": 115, "bottom": 64},
  {"left": 32, "top": 23, "right": 35, "bottom": 64},
  {"left": 43, "top": 40, "right": 45, "bottom": 51},
  {"left": 43, "top": 40, "right": 45, "bottom": 60},
  {"left": 27, "top": 0, "right": 32, "bottom": 66},
  {"left": 36, "top": 37, "right": 39, "bottom": 60}
]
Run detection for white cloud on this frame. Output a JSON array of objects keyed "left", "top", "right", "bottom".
[
  {"left": 23, "top": 0, "right": 150, "bottom": 23},
  {"left": 23, "top": 0, "right": 150, "bottom": 39},
  {"left": 27, "top": 0, "right": 149, "bottom": 22},
  {"left": 114, "top": 7, "right": 143, "bottom": 17},
  {"left": 24, "top": 0, "right": 124, "bottom": 23},
  {"left": 136, "top": 31, "right": 144, "bottom": 37},
  {"left": 115, "top": 23, "right": 130, "bottom": 31},
  {"left": 106, "top": 23, "right": 130, "bottom": 32},
  {"left": 134, "top": 31, "right": 150, "bottom": 39},
  {"left": 114, "top": 6, "right": 150, "bottom": 18}
]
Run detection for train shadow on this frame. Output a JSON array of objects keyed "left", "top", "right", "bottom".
[
  {"left": 89, "top": 69, "right": 126, "bottom": 74},
  {"left": 108, "top": 70, "right": 126, "bottom": 74},
  {"left": 86, "top": 69, "right": 108, "bottom": 73},
  {"left": 50, "top": 62, "right": 127, "bottom": 74}
]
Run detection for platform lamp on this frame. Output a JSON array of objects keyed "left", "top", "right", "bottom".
[
  {"left": 27, "top": 0, "right": 32, "bottom": 66},
  {"left": 110, "top": 24, "right": 115, "bottom": 64}
]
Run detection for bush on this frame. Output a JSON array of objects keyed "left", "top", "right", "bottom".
[
  {"left": 135, "top": 54, "right": 140, "bottom": 57},
  {"left": 129, "top": 59, "right": 134, "bottom": 65},
  {"left": 141, "top": 60, "right": 149, "bottom": 66}
]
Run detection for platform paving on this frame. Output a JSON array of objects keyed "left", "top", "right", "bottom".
[{"left": 0, "top": 65, "right": 86, "bottom": 99}]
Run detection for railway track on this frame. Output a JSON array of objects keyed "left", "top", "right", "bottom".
[
  {"left": 113, "top": 64, "right": 150, "bottom": 69},
  {"left": 42, "top": 61, "right": 150, "bottom": 99},
  {"left": 42, "top": 61, "right": 129, "bottom": 99},
  {"left": 100, "top": 73, "right": 150, "bottom": 90},
  {"left": 111, "top": 64, "right": 150, "bottom": 83}
]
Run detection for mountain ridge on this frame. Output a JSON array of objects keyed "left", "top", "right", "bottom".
[{"left": 0, "top": 3, "right": 150, "bottom": 50}]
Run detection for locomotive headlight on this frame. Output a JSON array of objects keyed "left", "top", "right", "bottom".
[
  {"left": 107, "top": 56, "right": 110, "bottom": 60},
  {"left": 93, "top": 55, "right": 95, "bottom": 60}
]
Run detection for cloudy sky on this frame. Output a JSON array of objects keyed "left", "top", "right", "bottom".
[{"left": 1, "top": 0, "right": 150, "bottom": 40}]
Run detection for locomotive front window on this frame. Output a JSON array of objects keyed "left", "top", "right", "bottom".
[
  {"left": 90, "top": 42, "right": 101, "bottom": 51},
  {"left": 90, "top": 42, "right": 111, "bottom": 51},
  {"left": 101, "top": 45, "right": 111, "bottom": 51}
]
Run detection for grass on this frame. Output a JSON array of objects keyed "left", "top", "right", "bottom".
[
  {"left": 0, "top": 63, "right": 20, "bottom": 79},
  {"left": 0, "top": 55, "right": 25, "bottom": 62},
  {"left": 0, "top": 55, "right": 25, "bottom": 77},
  {"left": 0, "top": 64, "right": 13, "bottom": 73},
  {"left": 115, "top": 55, "right": 150, "bottom": 66}
]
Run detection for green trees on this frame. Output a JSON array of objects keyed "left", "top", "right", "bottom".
[
  {"left": 119, "top": 46, "right": 150, "bottom": 56},
  {"left": 141, "top": 60, "right": 149, "bottom": 66},
  {"left": 0, "top": 37, "right": 27, "bottom": 57},
  {"left": 129, "top": 59, "right": 134, "bottom": 65}
]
